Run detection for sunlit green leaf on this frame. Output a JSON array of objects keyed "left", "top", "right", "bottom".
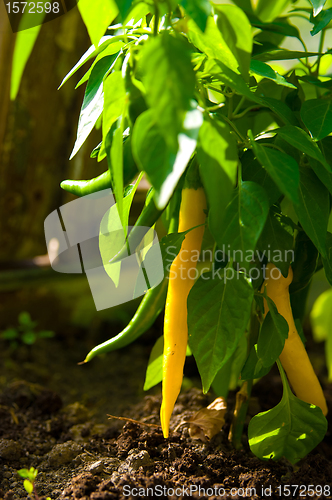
[
  {"left": 216, "top": 4, "right": 252, "bottom": 79},
  {"left": 249, "top": 362, "right": 327, "bottom": 463},
  {"left": 253, "top": 0, "right": 290, "bottom": 23},
  {"left": 10, "top": 18, "right": 45, "bottom": 100},
  {"left": 78, "top": 0, "right": 119, "bottom": 48},
  {"left": 310, "top": 7, "right": 332, "bottom": 35},
  {"left": 250, "top": 60, "right": 296, "bottom": 89},
  {"left": 141, "top": 33, "right": 195, "bottom": 152},
  {"left": 132, "top": 108, "right": 203, "bottom": 209},
  {"left": 310, "top": 287, "right": 332, "bottom": 380},
  {"left": 309, "top": 0, "right": 327, "bottom": 17}
]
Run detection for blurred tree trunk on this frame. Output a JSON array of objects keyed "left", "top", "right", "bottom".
[{"left": 0, "top": 7, "right": 107, "bottom": 262}]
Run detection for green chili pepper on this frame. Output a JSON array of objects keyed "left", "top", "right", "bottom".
[
  {"left": 82, "top": 188, "right": 181, "bottom": 363},
  {"left": 60, "top": 137, "right": 138, "bottom": 196}
]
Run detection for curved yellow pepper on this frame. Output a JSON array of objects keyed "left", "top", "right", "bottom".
[
  {"left": 262, "top": 263, "right": 328, "bottom": 416},
  {"left": 160, "top": 187, "right": 207, "bottom": 438}
]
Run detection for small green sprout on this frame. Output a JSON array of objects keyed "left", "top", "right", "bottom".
[
  {"left": 0, "top": 312, "right": 54, "bottom": 350},
  {"left": 18, "top": 467, "right": 51, "bottom": 500}
]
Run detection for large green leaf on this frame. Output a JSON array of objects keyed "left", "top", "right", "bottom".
[
  {"left": 219, "top": 181, "right": 269, "bottom": 268},
  {"left": 250, "top": 138, "right": 299, "bottom": 205},
  {"left": 141, "top": 33, "right": 195, "bottom": 153},
  {"left": 308, "top": 158, "right": 332, "bottom": 196},
  {"left": 301, "top": 99, "right": 332, "bottom": 141},
  {"left": 188, "top": 270, "right": 254, "bottom": 392},
  {"left": 257, "top": 206, "right": 294, "bottom": 277},
  {"left": 250, "top": 60, "right": 296, "bottom": 89},
  {"left": 294, "top": 167, "right": 329, "bottom": 257},
  {"left": 78, "top": 0, "right": 119, "bottom": 48},
  {"left": 10, "top": 15, "right": 45, "bottom": 100},
  {"left": 277, "top": 126, "right": 331, "bottom": 171},
  {"left": 215, "top": 4, "right": 252, "bottom": 80},
  {"left": 198, "top": 118, "right": 238, "bottom": 244},
  {"left": 252, "top": 48, "right": 323, "bottom": 62},
  {"left": 248, "top": 362, "right": 328, "bottom": 463},
  {"left": 187, "top": 18, "right": 239, "bottom": 74},
  {"left": 179, "top": 0, "right": 211, "bottom": 32},
  {"left": 132, "top": 108, "right": 203, "bottom": 209},
  {"left": 251, "top": 18, "right": 300, "bottom": 38}
]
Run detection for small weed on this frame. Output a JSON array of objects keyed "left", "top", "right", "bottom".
[
  {"left": 18, "top": 467, "right": 51, "bottom": 500},
  {"left": 0, "top": 312, "right": 54, "bottom": 350}
]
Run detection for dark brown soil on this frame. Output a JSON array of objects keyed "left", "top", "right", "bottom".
[{"left": 0, "top": 331, "right": 331, "bottom": 500}]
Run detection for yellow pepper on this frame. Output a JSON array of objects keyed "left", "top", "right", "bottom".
[
  {"left": 160, "top": 186, "right": 207, "bottom": 437},
  {"left": 262, "top": 263, "right": 328, "bottom": 416}
]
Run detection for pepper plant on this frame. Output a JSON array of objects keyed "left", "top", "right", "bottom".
[{"left": 14, "top": 0, "right": 332, "bottom": 464}]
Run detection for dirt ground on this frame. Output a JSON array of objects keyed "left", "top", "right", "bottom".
[{"left": 0, "top": 322, "right": 331, "bottom": 500}]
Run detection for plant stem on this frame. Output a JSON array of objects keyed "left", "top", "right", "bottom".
[
  {"left": 222, "top": 115, "right": 246, "bottom": 143},
  {"left": 315, "top": 29, "right": 326, "bottom": 77},
  {"left": 229, "top": 379, "right": 253, "bottom": 449}
]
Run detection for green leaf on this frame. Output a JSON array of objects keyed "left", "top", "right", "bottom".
[
  {"left": 250, "top": 139, "right": 299, "bottom": 205},
  {"left": 70, "top": 80, "right": 104, "bottom": 160},
  {"left": 205, "top": 59, "right": 297, "bottom": 126},
  {"left": 295, "top": 167, "right": 329, "bottom": 257},
  {"left": 301, "top": 99, "right": 332, "bottom": 141},
  {"left": 141, "top": 33, "right": 195, "bottom": 152},
  {"left": 143, "top": 335, "right": 192, "bottom": 391},
  {"left": 22, "top": 331, "right": 37, "bottom": 345},
  {"left": 187, "top": 18, "right": 239, "bottom": 74},
  {"left": 110, "top": 123, "right": 125, "bottom": 228},
  {"left": 23, "top": 480, "right": 34, "bottom": 494},
  {"left": 197, "top": 118, "right": 238, "bottom": 242},
  {"left": 215, "top": 4, "right": 252, "bottom": 80},
  {"left": 188, "top": 270, "right": 254, "bottom": 392},
  {"left": 248, "top": 362, "right": 328, "bottom": 463},
  {"left": 241, "top": 344, "right": 273, "bottom": 380},
  {"left": 99, "top": 173, "right": 142, "bottom": 285},
  {"left": 256, "top": 307, "right": 288, "bottom": 367},
  {"left": 114, "top": 0, "right": 133, "bottom": 20},
  {"left": 252, "top": 48, "right": 323, "bottom": 62},
  {"left": 76, "top": 42, "right": 123, "bottom": 91},
  {"left": 18, "top": 312, "right": 36, "bottom": 328},
  {"left": 257, "top": 206, "right": 294, "bottom": 277},
  {"left": 179, "top": 0, "right": 211, "bottom": 32},
  {"left": 144, "top": 336, "right": 164, "bottom": 390},
  {"left": 10, "top": 17, "right": 45, "bottom": 100},
  {"left": 310, "top": 8, "right": 332, "bottom": 35},
  {"left": 251, "top": 18, "right": 300, "bottom": 38},
  {"left": 0, "top": 328, "right": 18, "bottom": 340},
  {"left": 322, "top": 232, "right": 332, "bottom": 286},
  {"left": 309, "top": 0, "right": 327, "bottom": 17},
  {"left": 250, "top": 60, "right": 296, "bottom": 89},
  {"left": 78, "top": 0, "right": 119, "bottom": 48},
  {"left": 102, "top": 71, "right": 126, "bottom": 145},
  {"left": 309, "top": 157, "right": 332, "bottom": 196},
  {"left": 219, "top": 181, "right": 270, "bottom": 267},
  {"left": 132, "top": 108, "right": 202, "bottom": 209},
  {"left": 253, "top": 0, "right": 291, "bottom": 22},
  {"left": 277, "top": 125, "right": 331, "bottom": 171},
  {"left": 241, "top": 150, "right": 281, "bottom": 205}
]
